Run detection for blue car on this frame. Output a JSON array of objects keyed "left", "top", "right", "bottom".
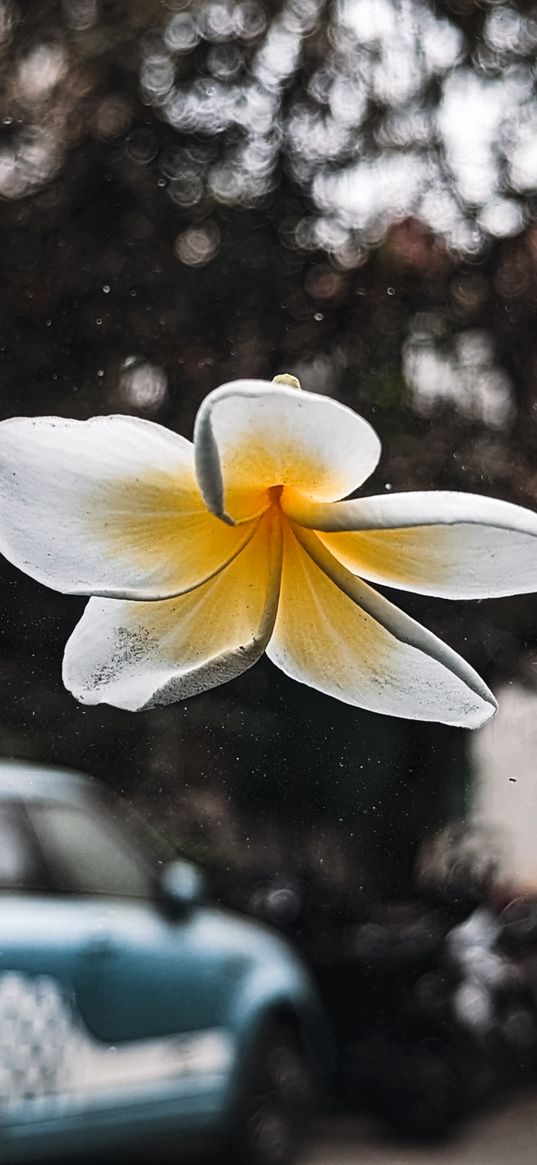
[{"left": 0, "top": 761, "right": 328, "bottom": 1164}]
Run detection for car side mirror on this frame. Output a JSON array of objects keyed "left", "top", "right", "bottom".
[{"left": 159, "top": 859, "right": 206, "bottom": 916}]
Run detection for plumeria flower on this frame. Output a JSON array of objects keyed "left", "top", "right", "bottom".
[{"left": 1, "top": 374, "right": 537, "bottom": 727}]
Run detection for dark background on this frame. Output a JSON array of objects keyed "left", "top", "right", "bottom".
[{"left": 1, "top": 0, "right": 536, "bottom": 898}]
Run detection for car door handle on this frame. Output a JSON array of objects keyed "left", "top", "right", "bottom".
[{"left": 84, "top": 929, "right": 116, "bottom": 958}]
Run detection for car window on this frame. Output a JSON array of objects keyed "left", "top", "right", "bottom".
[
  {"left": 0, "top": 804, "right": 43, "bottom": 891},
  {"left": 28, "top": 803, "right": 154, "bottom": 898}
]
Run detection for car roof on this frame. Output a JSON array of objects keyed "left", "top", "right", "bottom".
[{"left": 0, "top": 759, "right": 99, "bottom": 805}]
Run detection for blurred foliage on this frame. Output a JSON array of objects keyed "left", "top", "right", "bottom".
[{"left": 1, "top": 0, "right": 537, "bottom": 895}]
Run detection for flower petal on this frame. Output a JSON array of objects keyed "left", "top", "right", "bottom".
[
  {"left": 0, "top": 415, "right": 254, "bottom": 599},
  {"left": 266, "top": 524, "right": 496, "bottom": 727},
  {"left": 62, "top": 510, "right": 282, "bottom": 710},
  {"left": 282, "top": 491, "right": 537, "bottom": 599},
  {"left": 194, "top": 379, "right": 381, "bottom": 523}
]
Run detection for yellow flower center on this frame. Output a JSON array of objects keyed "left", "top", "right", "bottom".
[{"left": 268, "top": 484, "right": 284, "bottom": 506}]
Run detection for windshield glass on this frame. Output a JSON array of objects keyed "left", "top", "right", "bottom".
[{"left": 1, "top": 0, "right": 537, "bottom": 1154}]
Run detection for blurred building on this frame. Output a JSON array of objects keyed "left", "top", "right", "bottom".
[{"left": 473, "top": 685, "right": 537, "bottom": 892}]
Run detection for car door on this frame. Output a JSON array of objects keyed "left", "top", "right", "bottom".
[
  {"left": 0, "top": 800, "right": 79, "bottom": 981},
  {"left": 25, "top": 797, "right": 215, "bottom": 1052},
  {"left": 0, "top": 799, "right": 94, "bottom": 1146}
]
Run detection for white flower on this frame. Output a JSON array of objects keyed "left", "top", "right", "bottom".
[{"left": 1, "top": 376, "right": 537, "bottom": 726}]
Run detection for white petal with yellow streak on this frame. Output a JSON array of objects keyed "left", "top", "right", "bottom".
[
  {"left": 62, "top": 511, "right": 281, "bottom": 710},
  {"left": 282, "top": 490, "right": 537, "bottom": 599},
  {"left": 194, "top": 379, "right": 381, "bottom": 523},
  {"left": 266, "top": 524, "right": 496, "bottom": 727},
  {"left": 0, "top": 415, "right": 254, "bottom": 599}
]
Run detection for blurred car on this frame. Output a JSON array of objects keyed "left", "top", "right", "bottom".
[{"left": 0, "top": 761, "right": 328, "bottom": 1165}]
